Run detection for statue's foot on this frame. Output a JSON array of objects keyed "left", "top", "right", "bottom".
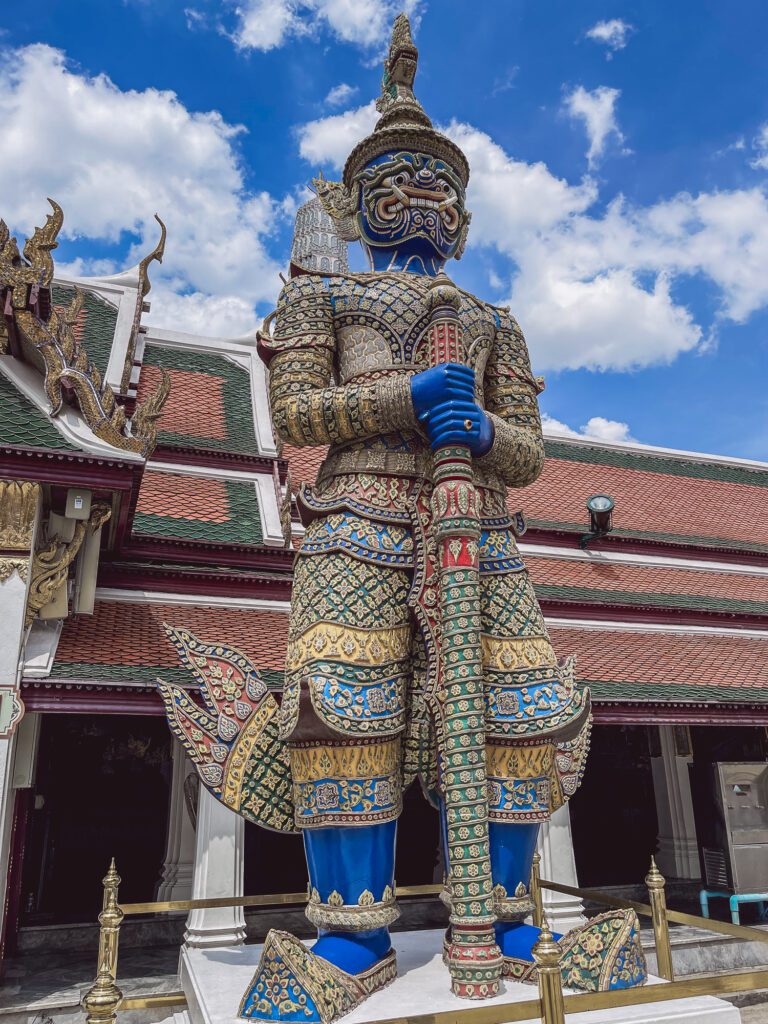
[
  {"left": 500, "top": 910, "right": 648, "bottom": 991},
  {"left": 239, "top": 929, "right": 397, "bottom": 1024}
]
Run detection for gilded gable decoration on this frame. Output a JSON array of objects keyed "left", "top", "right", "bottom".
[
  {"left": 0, "top": 201, "right": 170, "bottom": 457},
  {"left": 120, "top": 214, "right": 167, "bottom": 393}
]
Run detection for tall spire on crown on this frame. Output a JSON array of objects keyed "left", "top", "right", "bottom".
[
  {"left": 374, "top": 13, "right": 432, "bottom": 131},
  {"left": 341, "top": 13, "right": 469, "bottom": 188}
]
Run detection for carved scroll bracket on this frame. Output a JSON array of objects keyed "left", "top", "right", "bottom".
[{"left": 25, "top": 501, "right": 111, "bottom": 626}]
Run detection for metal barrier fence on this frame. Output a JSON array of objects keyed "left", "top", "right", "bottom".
[{"left": 82, "top": 856, "right": 768, "bottom": 1024}]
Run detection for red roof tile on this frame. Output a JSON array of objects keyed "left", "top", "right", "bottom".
[
  {"left": 137, "top": 364, "right": 228, "bottom": 441},
  {"left": 55, "top": 600, "right": 289, "bottom": 672},
  {"left": 516, "top": 457, "right": 768, "bottom": 550},
  {"left": 136, "top": 471, "right": 231, "bottom": 523},
  {"left": 527, "top": 556, "right": 768, "bottom": 608},
  {"left": 550, "top": 625, "right": 768, "bottom": 696},
  {"left": 283, "top": 443, "right": 327, "bottom": 491}
]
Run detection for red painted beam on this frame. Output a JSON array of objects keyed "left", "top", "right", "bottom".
[
  {"left": 22, "top": 684, "right": 768, "bottom": 726},
  {"left": 152, "top": 444, "right": 289, "bottom": 483},
  {"left": 523, "top": 526, "right": 768, "bottom": 569},
  {"left": 97, "top": 559, "right": 293, "bottom": 600},
  {"left": 120, "top": 537, "right": 296, "bottom": 571}
]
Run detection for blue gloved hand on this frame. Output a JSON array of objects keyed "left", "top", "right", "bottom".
[
  {"left": 422, "top": 399, "right": 495, "bottom": 456},
  {"left": 410, "top": 363, "right": 475, "bottom": 419}
]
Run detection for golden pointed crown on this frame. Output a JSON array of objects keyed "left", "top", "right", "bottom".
[{"left": 342, "top": 13, "right": 470, "bottom": 188}]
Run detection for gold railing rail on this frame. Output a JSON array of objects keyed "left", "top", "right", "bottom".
[
  {"left": 82, "top": 858, "right": 768, "bottom": 1024},
  {"left": 118, "top": 883, "right": 444, "bottom": 917}
]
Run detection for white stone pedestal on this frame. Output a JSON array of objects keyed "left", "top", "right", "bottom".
[{"left": 179, "top": 929, "right": 740, "bottom": 1024}]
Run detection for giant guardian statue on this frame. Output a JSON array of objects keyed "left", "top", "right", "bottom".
[{"left": 160, "top": 14, "right": 646, "bottom": 1022}]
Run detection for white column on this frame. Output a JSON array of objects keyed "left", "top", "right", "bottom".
[
  {"left": 184, "top": 786, "right": 246, "bottom": 948},
  {"left": 537, "top": 804, "right": 586, "bottom": 934},
  {"left": 651, "top": 725, "right": 701, "bottom": 880},
  {"left": 156, "top": 741, "right": 197, "bottom": 901}
]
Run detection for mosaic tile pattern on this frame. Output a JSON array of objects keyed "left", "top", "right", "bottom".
[
  {"left": 0, "top": 374, "right": 79, "bottom": 450},
  {"left": 133, "top": 469, "right": 264, "bottom": 545},
  {"left": 51, "top": 283, "right": 119, "bottom": 380},
  {"left": 137, "top": 345, "right": 259, "bottom": 455}
]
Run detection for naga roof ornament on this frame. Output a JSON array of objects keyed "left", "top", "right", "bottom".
[{"left": 0, "top": 201, "right": 170, "bottom": 457}]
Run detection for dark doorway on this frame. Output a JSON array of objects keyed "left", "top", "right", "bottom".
[
  {"left": 570, "top": 725, "right": 659, "bottom": 886},
  {"left": 690, "top": 725, "right": 768, "bottom": 764},
  {"left": 19, "top": 714, "right": 172, "bottom": 925}
]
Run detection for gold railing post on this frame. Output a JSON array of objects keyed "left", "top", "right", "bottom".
[
  {"left": 531, "top": 850, "right": 543, "bottom": 929},
  {"left": 646, "top": 856, "right": 674, "bottom": 981},
  {"left": 532, "top": 915, "right": 565, "bottom": 1024},
  {"left": 82, "top": 859, "right": 124, "bottom": 1024}
]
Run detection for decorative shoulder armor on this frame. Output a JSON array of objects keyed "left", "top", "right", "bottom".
[{"left": 258, "top": 274, "right": 336, "bottom": 366}]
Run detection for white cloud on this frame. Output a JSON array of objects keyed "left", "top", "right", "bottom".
[
  {"left": 296, "top": 105, "right": 768, "bottom": 372},
  {"left": 585, "top": 19, "right": 633, "bottom": 56},
  {"left": 230, "top": 0, "right": 420, "bottom": 52},
  {"left": 184, "top": 7, "right": 207, "bottom": 30},
  {"left": 441, "top": 122, "right": 768, "bottom": 371},
  {"left": 325, "top": 82, "right": 358, "bottom": 108},
  {"left": 297, "top": 101, "right": 377, "bottom": 169},
  {"left": 0, "top": 44, "right": 286, "bottom": 336},
  {"left": 750, "top": 123, "right": 768, "bottom": 170},
  {"left": 543, "top": 414, "right": 635, "bottom": 443},
  {"left": 564, "top": 85, "right": 623, "bottom": 168}
]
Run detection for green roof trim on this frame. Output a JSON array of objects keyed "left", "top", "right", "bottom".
[
  {"left": 51, "top": 284, "right": 119, "bottom": 380},
  {"left": 586, "top": 679, "right": 768, "bottom": 705},
  {"left": 48, "top": 662, "right": 283, "bottom": 690},
  {"left": 528, "top": 517, "right": 768, "bottom": 554},
  {"left": 143, "top": 345, "right": 259, "bottom": 455},
  {"left": 535, "top": 583, "right": 768, "bottom": 616},
  {"left": 0, "top": 374, "right": 79, "bottom": 451},
  {"left": 544, "top": 439, "right": 768, "bottom": 488},
  {"left": 132, "top": 478, "right": 264, "bottom": 546}
]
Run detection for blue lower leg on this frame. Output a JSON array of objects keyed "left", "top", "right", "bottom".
[
  {"left": 303, "top": 822, "right": 396, "bottom": 974},
  {"left": 490, "top": 822, "right": 561, "bottom": 959}
]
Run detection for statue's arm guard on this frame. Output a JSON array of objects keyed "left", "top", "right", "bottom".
[
  {"left": 261, "top": 276, "right": 417, "bottom": 446},
  {"left": 476, "top": 309, "right": 545, "bottom": 487}
]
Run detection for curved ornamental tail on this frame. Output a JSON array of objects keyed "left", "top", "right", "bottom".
[{"left": 156, "top": 625, "right": 296, "bottom": 834}]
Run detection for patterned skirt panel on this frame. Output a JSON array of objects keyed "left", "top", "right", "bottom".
[{"left": 284, "top": 509, "right": 590, "bottom": 831}]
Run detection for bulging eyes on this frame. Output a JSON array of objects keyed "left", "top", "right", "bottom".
[
  {"left": 392, "top": 172, "right": 410, "bottom": 186},
  {"left": 438, "top": 181, "right": 452, "bottom": 194}
]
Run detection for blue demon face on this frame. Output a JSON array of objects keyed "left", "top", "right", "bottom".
[{"left": 355, "top": 151, "right": 470, "bottom": 264}]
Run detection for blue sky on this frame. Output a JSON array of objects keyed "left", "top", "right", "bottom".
[{"left": 2, "top": 1, "right": 768, "bottom": 458}]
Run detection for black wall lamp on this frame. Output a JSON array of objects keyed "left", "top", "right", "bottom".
[{"left": 580, "top": 494, "right": 615, "bottom": 549}]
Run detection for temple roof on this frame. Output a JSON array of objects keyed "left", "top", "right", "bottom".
[
  {"left": 516, "top": 437, "right": 768, "bottom": 555},
  {"left": 37, "top": 595, "right": 768, "bottom": 715},
  {"left": 0, "top": 372, "right": 81, "bottom": 452},
  {"left": 47, "top": 598, "right": 287, "bottom": 690},
  {"left": 136, "top": 344, "right": 263, "bottom": 459},
  {"left": 548, "top": 623, "right": 768, "bottom": 707},
  {"left": 133, "top": 468, "right": 265, "bottom": 547},
  {"left": 525, "top": 553, "right": 768, "bottom": 620}
]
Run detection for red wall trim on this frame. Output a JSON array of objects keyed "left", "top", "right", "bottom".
[
  {"left": 523, "top": 526, "right": 768, "bottom": 569},
  {"left": 152, "top": 444, "right": 288, "bottom": 482},
  {"left": 22, "top": 685, "right": 768, "bottom": 726},
  {"left": 120, "top": 537, "right": 295, "bottom": 571}
]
